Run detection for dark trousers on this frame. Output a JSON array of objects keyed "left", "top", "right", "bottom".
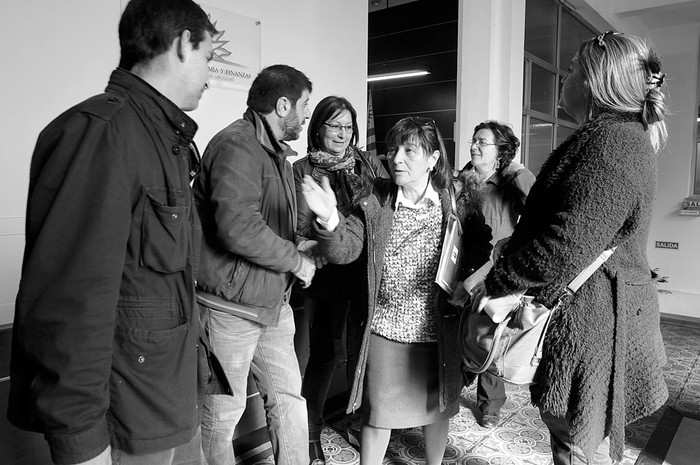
[
  {"left": 300, "top": 295, "right": 365, "bottom": 438},
  {"left": 539, "top": 410, "right": 612, "bottom": 465},
  {"left": 476, "top": 371, "right": 506, "bottom": 414}
]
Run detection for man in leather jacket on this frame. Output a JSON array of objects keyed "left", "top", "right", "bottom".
[{"left": 194, "top": 64, "right": 316, "bottom": 465}]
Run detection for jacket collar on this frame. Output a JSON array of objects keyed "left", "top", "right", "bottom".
[
  {"left": 243, "top": 108, "right": 296, "bottom": 161},
  {"left": 106, "top": 68, "right": 198, "bottom": 141},
  {"left": 484, "top": 170, "right": 504, "bottom": 188}
]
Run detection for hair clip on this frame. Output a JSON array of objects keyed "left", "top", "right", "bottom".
[
  {"left": 647, "top": 72, "right": 666, "bottom": 90},
  {"left": 596, "top": 30, "right": 621, "bottom": 49}
]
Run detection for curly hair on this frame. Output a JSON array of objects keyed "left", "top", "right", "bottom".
[{"left": 471, "top": 120, "right": 520, "bottom": 173}]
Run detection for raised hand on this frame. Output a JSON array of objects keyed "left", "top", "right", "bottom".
[{"left": 301, "top": 175, "right": 337, "bottom": 222}]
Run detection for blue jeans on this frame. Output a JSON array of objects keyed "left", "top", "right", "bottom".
[
  {"left": 200, "top": 303, "right": 308, "bottom": 465},
  {"left": 111, "top": 428, "right": 204, "bottom": 465}
]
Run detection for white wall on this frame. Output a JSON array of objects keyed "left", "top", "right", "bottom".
[
  {"left": 576, "top": 1, "right": 700, "bottom": 318},
  {"left": 191, "top": 0, "right": 369, "bottom": 158},
  {"left": 0, "top": 0, "right": 368, "bottom": 325},
  {"left": 456, "top": 0, "right": 526, "bottom": 170},
  {"left": 643, "top": 25, "right": 700, "bottom": 318}
]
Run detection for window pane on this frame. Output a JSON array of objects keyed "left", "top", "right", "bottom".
[
  {"left": 531, "top": 64, "right": 556, "bottom": 115},
  {"left": 695, "top": 111, "right": 700, "bottom": 195},
  {"left": 559, "top": 10, "right": 597, "bottom": 69},
  {"left": 556, "top": 124, "right": 576, "bottom": 148},
  {"left": 525, "top": 0, "right": 558, "bottom": 65},
  {"left": 523, "top": 61, "right": 527, "bottom": 107},
  {"left": 527, "top": 118, "right": 553, "bottom": 176}
]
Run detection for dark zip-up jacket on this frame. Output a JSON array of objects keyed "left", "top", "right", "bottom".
[
  {"left": 9, "top": 68, "right": 202, "bottom": 464},
  {"left": 194, "top": 108, "right": 302, "bottom": 325}
]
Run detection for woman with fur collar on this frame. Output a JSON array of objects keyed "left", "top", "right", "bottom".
[{"left": 456, "top": 121, "right": 536, "bottom": 430}]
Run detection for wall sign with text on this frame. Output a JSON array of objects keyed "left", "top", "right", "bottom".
[{"left": 202, "top": 4, "right": 261, "bottom": 91}]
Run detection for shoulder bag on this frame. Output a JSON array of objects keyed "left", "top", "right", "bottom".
[{"left": 460, "top": 247, "right": 616, "bottom": 385}]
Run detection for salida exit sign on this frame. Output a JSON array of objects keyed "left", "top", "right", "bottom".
[{"left": 655, "top": 241, "right": 679, "bottom": 250}]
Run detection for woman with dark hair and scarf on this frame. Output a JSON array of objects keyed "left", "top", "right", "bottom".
[
  {"left": 301, "top": 116, "right": 492, "bottom": 465},
  {"left": 293, "top": 95, "right": 388, "bottom": 465}
]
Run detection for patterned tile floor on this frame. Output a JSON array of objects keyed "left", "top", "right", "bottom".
[{"left": 242, "top": 320, "right": 700, "bottom": 464}]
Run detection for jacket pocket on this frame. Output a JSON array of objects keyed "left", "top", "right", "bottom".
[
  {"left": 111, "top": 300, "right": 196, "bottom": 439},
  {"left": 141, "top": 189, "right": 189, "bottom": 273},
  {"left": 624, "top": 275, "right": 657, "bottom": 316},
  {"left": 223, "top": 259, "right": 286, "bottom": 309}
]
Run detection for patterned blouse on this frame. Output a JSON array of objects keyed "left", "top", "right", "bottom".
[{"left": 371, "top": 187, "right": 443, "bottom": 343}]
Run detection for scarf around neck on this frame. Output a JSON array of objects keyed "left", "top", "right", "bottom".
[{"left": 308, "top": 147, "right": 356, "bottom": 173}]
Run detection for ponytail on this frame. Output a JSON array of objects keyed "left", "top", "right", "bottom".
[{"left": 642, "top": 52, "right": 668, "bottom": 152}]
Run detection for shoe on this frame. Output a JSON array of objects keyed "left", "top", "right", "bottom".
[
  {"left": 344, "top": 412, "right": 362, "bottom": 449},
  {"left": 346, "top": 426, "right": 361, "bottom": 449},
  {"left": 479, "top": 411, "right": 500, "bottom": 428},
  {"left": 309, "top": 440, "right": 325, "bottom": 465}
]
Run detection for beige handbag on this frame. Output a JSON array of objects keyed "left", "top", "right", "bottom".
[{"left": 460, "top": 248, "right": 616, "bottom": 385}]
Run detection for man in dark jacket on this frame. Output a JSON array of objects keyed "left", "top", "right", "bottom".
[
  {"left": 193, "top": 65, "right": 316, "bottom": 465},
  {"left": 8, "top": 1, "right": 216, "bottom": 464}
]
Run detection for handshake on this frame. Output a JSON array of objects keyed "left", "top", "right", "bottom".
[{"left": 293, "top": 240, "right": 328, "bottom": 288}]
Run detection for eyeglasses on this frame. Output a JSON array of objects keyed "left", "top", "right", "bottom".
[
  {"left": 323, "top": 123, "right": 354, "bottom": 135},
  {"left": 469, "top": 139, "right": 497, "bottom": 149}
]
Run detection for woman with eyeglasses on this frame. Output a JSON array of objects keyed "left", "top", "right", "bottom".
[
  {"left": 459, "top": 121, "right": 535, "bottom": 253},
  {"left": 470, "top": 33, "right": 669, "bottom": 464},
  {"left": 300, "top": 116, "right": 492, "bottom": 465},
  {"left": 292, "top": 95, "right": 388, "bottom": 465},
  {"left": 454, "top": 121, "right": 535, "bottom": 430}
]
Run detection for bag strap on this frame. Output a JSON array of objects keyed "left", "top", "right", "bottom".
[
  {"left": 449, "top": 183, "right": 457, "bottom": 216},
  {"left": 530, "top": 246, "right": 617, "bottom": 365},
  {"left": 461, "top": 314, "right": 513, "bottom": 374}
]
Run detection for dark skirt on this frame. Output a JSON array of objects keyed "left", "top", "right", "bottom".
[{"left": 364, "top": 333, "right": 459, "bottom": 428}]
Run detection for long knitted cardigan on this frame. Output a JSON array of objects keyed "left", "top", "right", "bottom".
[
  {"left": 314, "top": 178, "right": 492, "bottom": 415},
  {"left": 485, "top": 111, "right": 668, "bottom": 461}
]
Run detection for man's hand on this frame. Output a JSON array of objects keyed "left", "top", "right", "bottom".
[
  {"left": 297, "top": 240, "right": 327, "bottom": 269},
  {"left": 293, "top": 253, "right": 316, "bottom": 288}
]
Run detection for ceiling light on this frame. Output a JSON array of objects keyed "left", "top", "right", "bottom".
[{"left": 367, "top": 69, "right": 430, "bottom": 82}]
